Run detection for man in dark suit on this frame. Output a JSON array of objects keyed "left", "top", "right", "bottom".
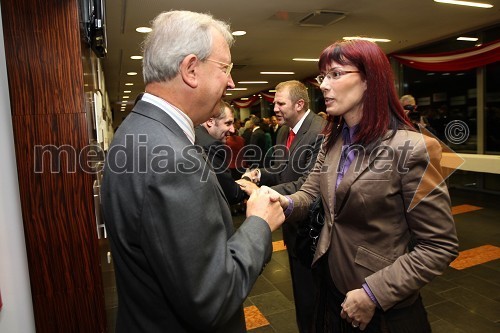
[
  {"left": 195, "top": 101, "right": 247, "bottom": 205},
  {"left": 269, "top": 115, "right": 281, "bottom": 145},
  {"left": 240, "top": 80, "right": 326, "bottom": 333},
  {"left": 245, "top": 116, "right": 267, "bottom": 168},
  {"left": 101, "top": 11, "right": 284, "bottom": 333}
]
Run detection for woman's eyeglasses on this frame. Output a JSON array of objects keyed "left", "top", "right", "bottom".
[{"left": 315, "top": 69, "right": 360, "bottom": 84}]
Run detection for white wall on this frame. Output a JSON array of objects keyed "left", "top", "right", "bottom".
[{"left": 0, "top": 3, "right": 36, "bottom": 331}]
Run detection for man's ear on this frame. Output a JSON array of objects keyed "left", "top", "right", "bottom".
[
  {"left": 206, "top": 118, "right": 215, "bottom": 127},
  {"left": 295, "top": 98, "right": 305, "bottom": 111},
  {"left": 180, "top": 54, "right": 199, "bottom": 88}
]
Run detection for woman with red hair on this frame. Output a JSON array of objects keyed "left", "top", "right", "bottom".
[{"left": 271, "top": 39, "right": 459, "bottom": 332}]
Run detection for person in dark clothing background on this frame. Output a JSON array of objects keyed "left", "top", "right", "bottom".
[{"left": 195, "top": 101, "right": 247, "bottom": 205}]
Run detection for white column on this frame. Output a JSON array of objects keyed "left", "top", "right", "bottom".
[{"left": 0, "top": 3, "right": 36, "bottom": 331}]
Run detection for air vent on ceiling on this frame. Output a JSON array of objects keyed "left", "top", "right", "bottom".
[{"left": 299, "top": 10, "right": 346, "bottom": 27}]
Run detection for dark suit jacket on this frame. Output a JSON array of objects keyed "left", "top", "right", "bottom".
[
  {"left": 259, "top": 112, "right": 326, "bottom": 252},
  {"left": 101, "top": 99, "right": 272, "bottom": 333},
  {"left": 269, "top": 124, "right": 281, "bottom": 146},
  {"left": 289, "top": 130, "right": 459, "bottom": 310},
  {"left": 245, "top": 127, "right": 267, "bottom": 168},
  {"left": 195, "top": 125, "right": 247, "bottom": 205}
]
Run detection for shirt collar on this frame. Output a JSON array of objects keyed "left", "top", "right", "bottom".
[
  {"left": 290, "top": 110, "right": 310, "bottom": 135},
  {"left": 141, "top": 93, "right": 195, "bottom": 144},
  {"left": 342, "top": 122, "right": 358, "bottom": 145}
]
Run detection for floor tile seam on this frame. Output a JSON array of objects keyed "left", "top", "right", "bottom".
[{"left": 428, "top": 296, "right": 500, "bottom": 325}]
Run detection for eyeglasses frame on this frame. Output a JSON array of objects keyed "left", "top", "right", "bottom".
[
  {"left": 315, "top": 69, "right": 360, "bottom": 85},
  {"left": 206, "top": 58, "right": 234, "bottom": 77}
]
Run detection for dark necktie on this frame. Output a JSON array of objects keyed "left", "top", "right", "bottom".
[{"left": 286, "top": 130, "right": 295, "bottom": 149}]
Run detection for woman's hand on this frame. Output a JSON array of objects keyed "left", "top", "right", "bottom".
[{"left": 340, "top": 288, "right": 376, "bottom": 331}]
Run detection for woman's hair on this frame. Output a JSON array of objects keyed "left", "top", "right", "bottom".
[
  {"left": 142, "top": 11, "right": 234, "bottom": 84},
  {"left": 318, "top": 39, "right": 413, "bottom": 151}
]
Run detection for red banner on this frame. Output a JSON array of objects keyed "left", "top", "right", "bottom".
[{"left": 390, "top": 39, "right": 500, "bottom": 72}]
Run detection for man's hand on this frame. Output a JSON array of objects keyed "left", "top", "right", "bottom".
[
  {"left": 236, "top": 179, "right": 259, "bottom": 196},
  {"left": 246, "top": 186, "right": 285, "bottom": 232},
  {"left": 340, "top": 288, "right": 376, "bottom": 331},
  {"left": 241, "top": 168, "right": 260, "bottom": 184}
]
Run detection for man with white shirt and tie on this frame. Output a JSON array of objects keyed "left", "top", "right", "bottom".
[{"left": 240, "top": 80, "right": 326, "bottom": 333}]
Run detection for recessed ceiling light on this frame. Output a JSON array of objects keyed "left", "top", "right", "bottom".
[
  {"left": 127, "top": 72, "right": 138, "bottom": 76},
  {"left": 125, "top": 83, "right": 134, "bottom": 86},
  {"left": 241, "top": 98, "right": 249, "bottom": 100},
  {"left": 130, "top": 55, "right": 143, "bottom": 60},
  {"left": 227, "top": 88, "right": 248, "bottom": 91},
  {"left": 268, "top": 90, "right": 277, "bottom": 93},
  {"left": 293, "top": 58, "right": 319, "bottom": 62},
  {"left": 238, "top": 81, "right": 268, "bottom": 84},
  {"left": 123, "top": 90, "right": 131, "bottom": 93},
  {"left": 225, "top": 93, "right": 233, "bottom": 96},
  {"left": 457, "top": 37, "right": 479, "bottom": 41},
  {"left": 343, "top": 37, "right": 391, "bottom": 43},
  {"left": 123, "top": 96, "right": 129, "bottom": 99},
  {"left": 434, "top": 0, "right": 493, "bottom": 8},
  {"left": 136, "top": 27, "right": 152, "bottom": 33},
  {"left": 260, "top": 72, "right": 295, "bottom": 75},
  {"left": 232, "top": 31, "right": 246, "bottom": 36}
]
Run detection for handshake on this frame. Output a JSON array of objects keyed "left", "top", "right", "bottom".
[{"left": 236, "top": 168, "right": 261, "bottom": 196}]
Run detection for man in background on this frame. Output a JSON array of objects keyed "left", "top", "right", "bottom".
[
  {"left": 195, "top": 101, "right": 247, "bottom": 205},
  {"left": 241, "top": 80, "right": 326, "bottom": 333}
]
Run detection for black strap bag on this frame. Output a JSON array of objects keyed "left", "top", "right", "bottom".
[{"left": 295, "top": 196, "right": 325, "bottom": 267}]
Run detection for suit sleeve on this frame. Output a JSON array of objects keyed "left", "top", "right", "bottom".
[
  {"left": 261, "top": 129, "right": 324, "bottom": 195},
  {"left": 142, "top": 149, "right": 272, "bottom": 330},
  {"left": 365, "top": 136, "right": 459, "bottom": 310},
  {"left": 208, "top": 144, "right": 247, "bottom": 205}
]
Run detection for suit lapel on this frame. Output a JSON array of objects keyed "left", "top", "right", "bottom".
[
  {"left": 326, "top": 139, "right": 343, "bottom": 215},
  {"left": 288, "top": 112, "right": 314, "bottom": 153},
  {"left": 134, "top": 100, "right": 229, "bottom": 206},
  {"left": 133, "top": 100, "right": 191, "bottom": 145}
]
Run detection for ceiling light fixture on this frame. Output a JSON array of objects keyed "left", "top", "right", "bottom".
[
  {"left": 240, "top": 98, "right": 249, "bottom": 100},
  {"left": 238, "top": 81, "right": 268, "bottom": 84},
  {"left": 232, "top": 31, "right": 247, "bottom": 36},
  {"left": 123, "top": 96, "right": 129, "bottom": 99},
  {"left": 227, "top": 88, "right": 248, "bottom": 91},
  {"left": 292, "top": 58, "right": 319, "bottom": 62},
  {"left": 260, "top": 72, "right": 295, "bottom": 75},
  {"left": 123, "top": 90, "right": 131, "bottom": 93},
  {"left": 125, "top": 83, "right": 134, "bottom": 86},
  {"left": 136, "top": 27, "right": 152, "bottom": 33},
  {"left": 225, "top": 93, "right": 233, "bottom": 96},
  {"left": 127, "top": 72, "right": 138, "bottom": 76},
  {"left": 434, "top": 0, "right": 493, "bottom": 8},
  {"left": 457, "top": 37, "right": 479, "bottom": 41},
  {"left": 343, "top": 37, "right": 391, "bottom": 43},
  {"left": 130, "top": 55, "right": 143, "bottom": 60}
]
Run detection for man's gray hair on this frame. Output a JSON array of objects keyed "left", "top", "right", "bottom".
[{"left": 142, "top": 11, "right": 234, "bottom": 84}]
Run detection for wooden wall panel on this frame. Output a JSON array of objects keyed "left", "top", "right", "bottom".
[
  {"left": 2, "top": 0, "right": 83, "bottom": 116},
  {"left": 1, "top": 0, "right": 107, "bottom": 331}
]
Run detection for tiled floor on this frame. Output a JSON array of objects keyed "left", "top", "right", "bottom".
[{"left": 100, "top": 188, "right": 500, "bottom": 332}]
